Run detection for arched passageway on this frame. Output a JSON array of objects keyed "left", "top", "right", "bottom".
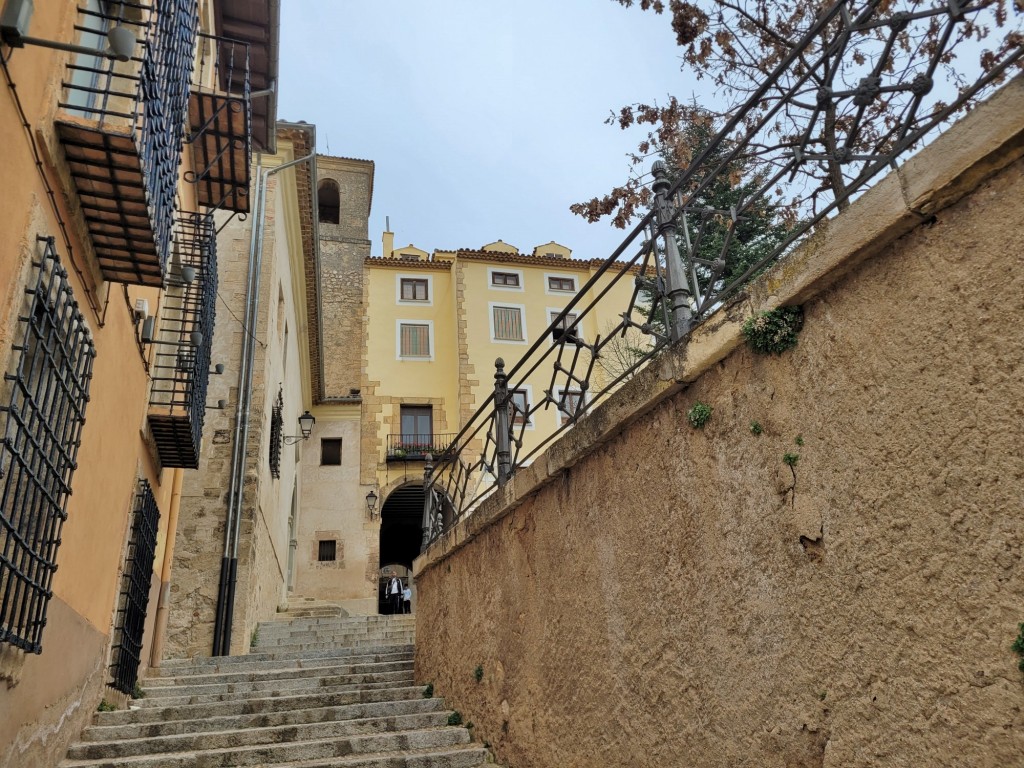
[{"left": 378, "top": 483, "right": 424, "bottom": 612}]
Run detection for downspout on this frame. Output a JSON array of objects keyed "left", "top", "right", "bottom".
[
  {"left": 149, "top": 466, "right": 184, "bottom": 667},
  {"left": 213, "top": 149, "right": 316, "bottom": 656},
  {"left": 213, "top": 153, "right": 263, "bottom": 656}
]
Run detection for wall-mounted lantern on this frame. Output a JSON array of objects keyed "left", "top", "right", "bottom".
[
  {"left": 365, "top": 489, "right": 379, "bottom": 520},
  {"left": 283, "top": 410, "right": 315, "bottom": 445}
]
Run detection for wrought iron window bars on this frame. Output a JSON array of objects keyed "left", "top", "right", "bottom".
[
  {"left": 0, "top": 237, "right": 96, "bottom": 654},
  {"left": 146, "top": 212, "right": 218, "bottom": 469},
  {"left": 108, "top": 479, "right": 160, "bottom": 695},
  {"left": 185, "top": 32, "right": 252, "bottom": 213},
  {"left": 269, "top": 387, "right": 283, "bottom": 479},
  {"left": 56, "top": 0, "right": 198, "bottom": 286},
  {"left": 422, "top": 0, "right": 1024, "bottom": 549}
]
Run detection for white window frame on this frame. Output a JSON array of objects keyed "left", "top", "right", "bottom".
[
  {"left": 552, "top": 384, "right": 586, "bottom": 427},
  {"left": 489, "top": 302, "right": 528, "bottom": 344},
  {"left": 395, "top": 273, "right": 433, "bottom": 306},
  {"left": 396, "top": 320, "right": 434, "bottom": 361},
  {"left": 544, "top": 272, "right": 578, "bottom": 295},
  {"left": 488, "top": 267, "right": 524, "bottom": 291},
  {"left": 547, "top": 307, "right": 583, "bottom": 345},
  {"left": 508, "top": 384, "right": 535, "bottom": 430}
]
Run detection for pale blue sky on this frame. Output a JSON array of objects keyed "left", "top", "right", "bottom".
[{"left": 278, "top": 1, "right": 710, "bottom": 260}]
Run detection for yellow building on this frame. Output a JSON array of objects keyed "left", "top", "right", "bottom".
[
  {"left": 0, "top": 1, "right": 278, "bottom": 764},
  {"left": 360, "top": 235, "right": 639, "bottom": 605}
]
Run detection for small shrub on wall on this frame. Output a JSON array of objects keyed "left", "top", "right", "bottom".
[{"left": 742, "top": 306, "right": 804, "bottom": 355}]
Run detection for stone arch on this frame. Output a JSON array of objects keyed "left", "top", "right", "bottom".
[{"left": 317, "top": 178, "right": 340, "bottom": 224}]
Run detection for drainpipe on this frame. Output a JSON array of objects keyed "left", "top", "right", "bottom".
[
  {"left": 212, "top": 148, "right": 316, "bottom": 656},
  {"left": 149, "top": 467, "right": 184, "bottom": 668}
]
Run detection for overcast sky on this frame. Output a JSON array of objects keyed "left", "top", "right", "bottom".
[{"left": 277, "top": 1, "right": 712, "bottom": 260}]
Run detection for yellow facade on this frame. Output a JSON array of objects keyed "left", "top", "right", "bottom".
[
  {"left": 0, "top": 1, "right": 278, "bottom": 764},
  {"left": 363, "top": 237, "right": 639, "bottom": 577}
]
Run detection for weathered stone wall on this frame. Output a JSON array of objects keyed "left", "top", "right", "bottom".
[
  {"left": 318, "top": 156, "right": 373, "bottom": 400},
  {"left": 414, "top": 80, "right": 1024, "bottom": 767}
]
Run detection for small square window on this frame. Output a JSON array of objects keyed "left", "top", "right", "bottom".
[
  {"left": 318, "top": 540, "right": 337, "bottom": 562},
  {"left": 321, "top": 438, "right": 342, "bottom": 466},
  {"left": 493, "top": 306, "right": 524, "bottom": 341},
  {"left": 548, "top": 276, "right": 575, "bottom": 292},
  {"left": 557, "top": 389, "right": 584, "bottom": 426},
  {"left": 491, "top": 271, "right": 520, "bottom": 287},
  {"left": 399, "top": 323, "right": 431, "bottom": 357},
  {"left": 510, "top": 389, "right": 530, "bottom": 425},
  {"left": 400, "top": 278, "right": 428, "bottom": 301},
  {"left": 550, "top": 311, "right": 581, "bottom": 344}
]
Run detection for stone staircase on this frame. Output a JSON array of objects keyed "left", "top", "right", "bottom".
[{"left": 60, "top": 614, "right": 491, "bottom": 767}]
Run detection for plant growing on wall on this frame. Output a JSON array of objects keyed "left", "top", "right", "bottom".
[
  {"left": 474, "top": 664, "right": 484, "bottom": 683},
  {"left": 687, "top": 401, "right": 713, "bottom": 429},
  {"left": 742, "top": 306, "right": 804, "bottom": 355},
  {"left": 1013, "top": 623, "right": 1024, "bottom": 672},
  {"left": 750, "top": 421, "right": 763, "bottom": 435}
]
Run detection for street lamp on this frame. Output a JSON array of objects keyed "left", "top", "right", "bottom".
[
  {"left": 365, "top": 489, "right": 379, "bottom": 520},
  {"left": 282, "top": 410, "right": 315, "bottom": 445}
]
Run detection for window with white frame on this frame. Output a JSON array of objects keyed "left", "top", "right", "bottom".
[
  {"left": 509, "top": 388, "right": 531, "bottom": 426},
  {"left": 554, "top": 386, "right": 584, "bottom": 426},
  {"left": 398, "top": 322, "right": 431, "bottom": 358},
  {"left": 490, "top": 270, "right": 521, "bottom": 288},
  {"left": 492, "top": 305, "right": 525, "bottom": 342},
  {"left": 549, "top": 310, "right": 581, "bottom": 344},
  {"left": 547, "top": 275, "right": 575, "bottom": 292},
  {"left": 400, "top": 277, "right": 428, "bottom": 302}
]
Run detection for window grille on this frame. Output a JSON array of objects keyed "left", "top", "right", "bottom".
[
  {"left": 56, "top": 0, "right": 199, "bottom": 285},
  {"left": 399, "top": 324, "right": 430, "bottom": 357},
  {"left": 400, "top": 278, "right": 428, "bottom": 301},
  {"left": 147, "top": 213, "right": 218, "bottom": 468},
  {"left": 493, "top": 306, "right": 524, "bottom": 341},
  {"left": 0, "top": 237, "right": 96, "bottom": 654},
  {"left": 318, "top": 540, "right": 336, "bottom": 562},
  {"left": 269, "top": 387, "right": 283, "bottom": 479},
  {"left": 109, "top": 480, "right": 160, "bottom": 695}
]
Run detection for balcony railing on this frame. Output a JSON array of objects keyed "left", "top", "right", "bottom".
[
  {"left": 55, "top": 0, "right": 198, "bottom": 286},
  {"left": 185, "top": 33, "right": 251, "bottom": 213},
  {"left": 147, "top": 212, "right": 217, "bottom": 468},
  {"left": 386, "top": 434, "right": 456, "bottom": 462}
]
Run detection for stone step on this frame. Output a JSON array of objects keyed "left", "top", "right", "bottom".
[
  {"left": 135, "top": 676, "right": 415, "bottom": 708},
  {"left": 254, "top": 640, "right": 414, "bottom": 654},
  {"left": 59, "top": 725, "right": 474, "bottom": 768},
  {"left": 254, "top": 629, "right": 416, "bottom": 642},
  {"left": 67, "top": 710, "right": 453, "bottom": 760},
  {"left": 259, "top": 616, "right": 415, "bottom": 631},
  {"left": 93, "top": 685, "right": 430, "bottom": 726},
  {"left": 142, "top": 669, "right": 414, "bottom": 700},
  {"left": 144, "top": 659, "right": 414, "bottom": 688},
  {"left": 151, "top": 646, "right": 414, "bottom": 675},
  {"left": 81, "top": 698, "right": 446, "bottom": 743}
]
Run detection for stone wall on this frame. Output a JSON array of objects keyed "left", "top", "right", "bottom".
[
  {"left": 318, "top": 156, "right": 373, "bottom": 400},
  {"left": 414, "top": 80, "right": 1024, "bottom": 767}
]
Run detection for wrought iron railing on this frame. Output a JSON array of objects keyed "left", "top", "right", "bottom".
[
  {"left": 109, "top": 480, "right": 160, "bottom": 695},
  {"left": 147, "top": 212, "right": 217, "bottom": 468},
  {"left": 387, "top": 434, "right": 456, "bottom": 462},
  {"left": 56, "top": 0, "right": 198, "bottom": 285},
  {"left": 422, "top": 0, "right": 1023, "bottom": 549},
  {"left": 0, "top": 237, "right": 96, "bottom": 654},
  {"left": 269, "top": 387, "right": 283, "bottom": 479},
  {"left": 185, "top": 32, "right": 252, "bottom": 213}
]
